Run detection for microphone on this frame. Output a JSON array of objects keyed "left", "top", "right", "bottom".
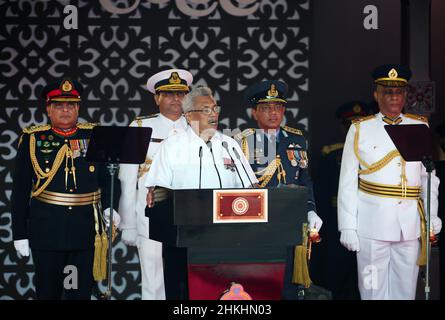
[
  {"left": 232, "top": 147, "right": 255, "bottom": 188},
  {"left": 206, "top": 141, "right": 222, "bottom": 188},
  {"left": 222, "top": 141, "right": 244, "bottom": 188},
  {"left": 198, "top": 146, "right": 203, "bottom": 189}
]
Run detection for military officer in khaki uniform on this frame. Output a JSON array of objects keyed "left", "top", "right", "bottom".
[{"left": 11, "top": 79, "right": 120, "bottom": 299}]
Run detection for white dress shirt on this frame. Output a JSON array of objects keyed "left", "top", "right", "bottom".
[{"left": 144, "top": 126, "right": 258, "bottom": 189}]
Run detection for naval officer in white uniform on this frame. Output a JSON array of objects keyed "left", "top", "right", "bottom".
[
  {"left": 118, "top": 69, "right": 192, "bottom": 299},
  {"left": 338, "top": 64, "right": 441, "bottom": 299}
]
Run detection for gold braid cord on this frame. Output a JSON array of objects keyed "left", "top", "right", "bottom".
[
  {"left": 353, "top": 123, "right": 407, "bottom": 194},
  {"left": 256, "top": 157, "right": 286, "bottom": 187},
  {"left": 241, "top": 137, "right": 250, "bottom": 162},
  {"left": 30, "top": 134, "right": 69, "bottom": 197}
]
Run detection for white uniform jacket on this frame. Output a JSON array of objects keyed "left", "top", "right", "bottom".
[{"left": 338, "top": 112, "right": 440, "bottom": 241}]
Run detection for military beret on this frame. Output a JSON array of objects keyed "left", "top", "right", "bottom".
[
  {"left": 146, "top": 69, "right": 193, "bottom": 94},
  {"left": 41, "top": 78, "right": 83, "bottom": 103},
  {"left": 372, "top": 64, "right": 412, "bottom": 87},
  {"left": 244, "top": 80, "right": 288, "bottom": 107}
]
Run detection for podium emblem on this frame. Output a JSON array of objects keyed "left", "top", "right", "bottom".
[{"left": 213, "top": 189, "right": 268, "bottom": 223}]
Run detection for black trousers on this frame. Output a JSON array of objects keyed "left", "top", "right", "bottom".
[
  {"left": 162, "top": 246, "right": 189, "bottom": 300},
  {"left": 32, "top": 249, "right": 94, "bottom": 300}
]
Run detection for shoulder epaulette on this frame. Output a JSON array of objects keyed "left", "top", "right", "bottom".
[
  {"left": 321, "top": 142, "right": 344, "bottom": 156},
  {"left": 77, "top": 122, "right": 98, "bottom": 130},
  {"left": 135, "top": 113, "right": 159, "bottom": 121},
  {"left": 234, "top": 128, "right": 255, "bottom": 141},
  {"left": 404, "top": 113, "right": 428, "bottom": 123},
  {"left": 22, "top": 124, "right": 51, "bottom": 134},
  {"left": 133, "top": 113, "right": 159, "bottom": 127},
  {"left": 351, "top": 114, "right": 375, "bottom": 124},
  {"left": 283, "top": 126, "right": 303, "bottom": 136}
]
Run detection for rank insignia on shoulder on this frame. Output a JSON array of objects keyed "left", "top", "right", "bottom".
[
  {"left": 351, "top": 114, "right": 375, "bottom": 124},
  {"left": 283, "top": 126, "right": 303, "bottom": 136},
  {"left": 77, "top": 122, "right": 98, "bottom": 130},
  {"left": 23, "top": 124, "right": 51, "bottom": 134},
  {"left": 404, "top": 113, "right": 428, "bottom": 123}
]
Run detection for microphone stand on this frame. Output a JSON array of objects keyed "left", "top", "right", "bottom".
[
  {"left": 232, "top": 147, "right": 255, "bottom": 188},
  {"left": 421, "top": 156, "right": 434, "bottom": 300},
  {"left": 222, "top": 142, "right": 244, "bottom": 188},
  {"left": 105, "top": 162, "right": 118, "bottom": 300}
]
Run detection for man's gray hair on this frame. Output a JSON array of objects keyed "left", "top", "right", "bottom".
[{"left": 182, "top": 86, "right": 213, "bottom": 113}]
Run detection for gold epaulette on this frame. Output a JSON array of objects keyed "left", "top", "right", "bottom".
[
  {"left": 234, "top": 128, "right": 255, "bottom": 141},
  {"left": 351, "top": 114, "right": 375, "bottom": 124},
  {"left": 321, "top": 142, "right": 344, "bottom": 156},
  {"left": 133, "top": 113, "right": 159, "bottom": 127},
  {"left": 23, "top": 124, "right": 51, "bottom": 134},
  {"left": 283, "top": 126, "right": 303, "bottom": 136},
  {"left": 135, "top": 113, "right": 159, "bottom": 121},
  {"left": 77, "top": 122, "right": 98, "bottom": 130},
  {"left": 404, "top": 113, "right": 428, "bottom": 123}
]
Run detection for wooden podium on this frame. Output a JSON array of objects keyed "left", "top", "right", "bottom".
[{"left": 146, "top": 187, "right": 308, "bottom": 300}]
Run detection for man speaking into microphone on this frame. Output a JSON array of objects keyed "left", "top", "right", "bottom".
[
  {"left": 144, "top": 86, "right": 258, "bottom": 299},
  {"left": 144, "top": 85, "right": 257, "bottom": 196}
]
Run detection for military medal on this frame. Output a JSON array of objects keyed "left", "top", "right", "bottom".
[
  {"left": 79, "top": 139, "right": 89, "bottom": 157},
  {"left": 286, "top": 144, "right": 298, "bottom": 167},
  {"left": 48, "top": 135, "right": 54, "bottom": 141},
  {"left": 70, "top": 140, "right": 81, "bottom": 158}
]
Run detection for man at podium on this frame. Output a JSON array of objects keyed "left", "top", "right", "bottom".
[
  {"left": 338, "top": 64, "right": 442, "bottom": 299},
  {"left": 144, "top": 86, "right": 257, "bottom": 193},
  {"left": 144, "top": 86, "right": 258, "bottom": 299}
]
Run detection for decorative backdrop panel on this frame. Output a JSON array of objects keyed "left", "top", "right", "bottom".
[{"left": 0, "top": 0, "right": 311, "bottom": 299}]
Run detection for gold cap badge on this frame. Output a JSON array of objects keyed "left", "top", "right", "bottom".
[
  {"left": 267, "top": 84, "right": 278, "bottom": 98},
  {"left": 61, "top": 80, "right": 73, "bottom": 92},
  {"left": 388, "top": 68, "right": 398, "bottom": 79},
  {"left": 169, "top": 72, "right": 181, "bottom": 84}
]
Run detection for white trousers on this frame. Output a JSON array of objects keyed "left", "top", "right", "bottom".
[
  {"left": 357, "top": 236, "right": 419, "bottom": 300},
  {"left": 136, "top": 237, "right": 165, "bottom": 300}
]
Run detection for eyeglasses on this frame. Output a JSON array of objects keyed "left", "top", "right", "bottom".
[
  {"left": 159, "top": 91, "right": 187, "bottom": 98},
  {"left": 50, "top": 103, "right": 78, "bottom": 111},
  {"left": 188, "top": 105, "right": 221, "bottom": 115},
  {"left": 257, "top": 105, "right": 284, "bottom": 113}
]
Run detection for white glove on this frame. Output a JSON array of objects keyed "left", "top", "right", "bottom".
[
  {"left": 307, "top": 210, "right": 323, "bottom": 231},
  {"left": 431, "top": 216, "right": 442, "bottom": 235},
  {"left": 14, "top": 239, "right": 30, "bottom": 257},
  {"left": 121, "top": 228, "right": 138, "bottom": 247},
  {"left": 340, "top": 229, "right": 360, "bottom": 252},
  {"left": 103, "top": 208, "right": 121, "bottom": 228}
]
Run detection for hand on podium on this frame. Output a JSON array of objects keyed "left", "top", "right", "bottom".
[
  {"left": 121, "top": 228, "right": 138, "bottom": 247},
  {"left": 14, "top": 239, "right": 30, "bottom": 257},
  {"left": 340, "top": 229, "right": 360, "bottom": 252}
]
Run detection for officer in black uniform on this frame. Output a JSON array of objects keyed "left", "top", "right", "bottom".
[
  {"left": 236, "top": 80, "right": 323, "bottom": 299},
  {"left": 11, "top": 78, "right": 120, "bottom": 299},
  {"left": 312, "top": 101, "right": 372, "bottom": 299}
]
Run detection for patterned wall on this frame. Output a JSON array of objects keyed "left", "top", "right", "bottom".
[{"left": 0, "top": 0, "right": 311, "bottom": 299}]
